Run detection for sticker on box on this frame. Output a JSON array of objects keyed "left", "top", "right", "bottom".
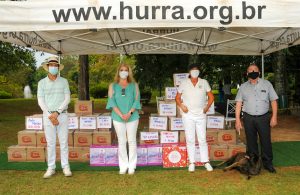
[
  {"left": 26, "top": 117, "right": 43, "bottom": 130},
  {"left": 159, "top": 103, "right": 176, "bottom": 116},
  {"left": 173, "top": 73, "right": 189, "bottom": 87},
  {"left": 160, "top": 131, "right": 179, "bottom": 144},
  {"left": 68, "top": 116, "right": 79, "bottom": 130},
  {"left": 149, "top": 117, "right": 168, "bottom": 130},
  {"left": 165, "top": 87, "right": 178, "bottom": 100},
  {"left": 80, "top": 116, "right": 97, "bottom": 130},
  {"left": 97, "top": 115, "right": 112, "bottom": 129},
  {"left": 207, "top": 116, "right": 224, "bottom": 129}
]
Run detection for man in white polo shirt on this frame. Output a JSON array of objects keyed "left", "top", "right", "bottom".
[
  {"left": 175, "top": 63, "right": 214, "bottom": 172},
  {"left": 37, "top": 56, "right": 72, "bottom": 178}
]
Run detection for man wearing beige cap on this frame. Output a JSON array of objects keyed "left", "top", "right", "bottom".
[{"left": 37, "top": 56, "right": 72, "bottom": 178}]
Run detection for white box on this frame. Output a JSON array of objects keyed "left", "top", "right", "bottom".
[
  {"left": 149, "top": 116, "right": 168, "bottom": 130},
  {"left": 173, "top": 73, "right": 189, "bottom": 87},
  {"left": 80, "top": 116, "right": 97, "bottom": 130},
  {"left": 165, "top": 87, "right": 178, "bottom": 100},
  {"left": 68, "top": 116, "right": 79, "bottom": 130},
  {"left": 160, "top": 131, "right": 179, "bottom": 144},
  {"left": 97, "top": 115, "right": 112, "bottom": 129},
  {"left": 169, "top": 117, "right": 184, "bottom": 130},
  {"left": 26, "top": 116, "right": 43, "bottom": 130},
  {"left": 207, "top": 116, "right": 225, "bottom": 129},
  {"left": 140, "top": 132, "right": 159, "bottom": 141},
  {"left": 159, "top": 102, "right": 176, "bottom": 116}
]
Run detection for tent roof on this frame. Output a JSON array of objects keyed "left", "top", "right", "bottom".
[{"left": 1, "top": 0, "right": 300, "bottom": 55}]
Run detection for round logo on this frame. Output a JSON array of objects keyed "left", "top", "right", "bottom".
[{"left": 168, "top": 151, "right": 181, "bottom": 163}]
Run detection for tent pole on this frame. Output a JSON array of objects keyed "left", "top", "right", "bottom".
[{"left": 261, "top": 53, "right": 265, "bottom": 79}]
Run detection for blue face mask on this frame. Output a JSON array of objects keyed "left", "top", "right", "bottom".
[{"left": 49, "top": 66, "right": 59, "bottom": 75}]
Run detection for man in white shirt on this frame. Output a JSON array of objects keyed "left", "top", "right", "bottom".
[
  {"left": 175, "top": 63, "right": 214, "bottom": 172},
  {"left": 37, "top": 56, "right": 72, "bottom": 178}
]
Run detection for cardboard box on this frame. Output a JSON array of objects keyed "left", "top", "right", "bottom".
[
  {"left": 92, "top": 131, "right": 112, "bottom": 145},
  {"left": 137, "top": 145, "right": 148, "bottom": 166},
  {"left": 26, "top": 146, "right": 45, "bottom": 162},
  {"left": 45, "top": 147, "right": 61, "bottom": 161},
  {"left": 207, "top": 116, "right": 225, "bottom": 129},
  {"left": 36, "top": 131, "right": 47, "bottom": 147},
  {"left": 210, "top": 145, "right": 228, "bottom": 161},
  {"left": 168, "top": 117, "right": 184, "bottom": 131},
  {"left": 97, "top": 113, "right": 112, "bottom": 131},
  {"left": 206, "top": 130, "right": 218, "bottom": 145},
  {"left": 218, "top": 130, "right": 237, "bottom": 144},
  {"left": 90, "top": 145, "right": 119, "bottom": 166},
  {"left": 228, "top": 144, "right": 246, "bottom": 157},
  {"left": 173, "top": 73, "right": 189, "bottom": 87},
  {"left": 74, "top": 131, "right": 93, "bottom": 147},
  {"left": 158, "top": 100, "right": 177, "bottom": 117},
  {"left": 160, "top": 131, "right": 179, "bottom": 144},
  {"left": 68, "top": 116, "right": 79, "bottom": 130},
  {"left": 69, "top": 147, "right": 81, "bottom": 161},
  {"left": 75, "top": 100, "right": 94, "bottom": 115},
  {"left": 165, "top": 87, "right": 178, "bottom": 100},
  {"left": 140, "top": 132, "right": 159, "bottom": 145},
  {"left": 162, "top": 144, "right": 187, "bottom": 168},
  {"left": 149, "top": 116, "right": 168, "bottom": 131},
  {"left": 18, "top": 130, "right": 37, "bottom": 146},
  {"left": 7, "top": 145, "right": 27, "bottom": 162},
  {"left": 104, "top": 146, "right": 119, "bottom": 166},
  {"left": 79, "top": 147, "right": 90, "bottom": 162},
  {"left": 25, "top": 116, "right": 43, "bottom": 130},
  {"left": 80, "top": 116, "right": 97, "bottom": 131}
]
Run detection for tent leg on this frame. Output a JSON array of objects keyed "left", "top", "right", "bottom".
[{"left": 261, "top": 53, "right": 265, "bottom": 79}]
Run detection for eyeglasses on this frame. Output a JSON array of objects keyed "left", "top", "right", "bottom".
[{"left": 121, "top": 88, "right": 125, "bottom": 96}]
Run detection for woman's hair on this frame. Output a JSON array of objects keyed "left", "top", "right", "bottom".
[{"left": 114, "top": 63, "right": 135, "bottom": 83}]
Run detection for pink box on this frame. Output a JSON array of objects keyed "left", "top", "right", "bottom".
[
  {"left": 137, "top": 145, "right": 148, "bottom": 166},
  {"left": 90, "top": 145, "right": 118, "bottom": 166},
  {"left": 147, "top": 144, "right": 162, "bottom": 166}
]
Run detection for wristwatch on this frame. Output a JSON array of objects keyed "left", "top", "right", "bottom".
[
  {"left": 130, "top": 111, "right": 133, "bottom": 115},
  {"left": 55, "top": 111, "right": 60, "bottom": 115}
]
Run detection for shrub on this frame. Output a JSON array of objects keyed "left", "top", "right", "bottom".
[
  {"left": 0, "top": 90, "right": 13, "bottom": 99},
  {"left": 90, "top": 83, "right": 108, "bottom": 98}
]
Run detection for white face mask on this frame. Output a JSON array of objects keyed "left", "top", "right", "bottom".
[
  {"left": 190, "top": 70, "right": 200, "bottom": 78},
  {"left": 119, "top": 70, "right": 129, "bottom": 79}
]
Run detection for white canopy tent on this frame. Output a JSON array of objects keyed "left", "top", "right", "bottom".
[{"left": 1, "top": 0, "right": 300, "bottom": 78}]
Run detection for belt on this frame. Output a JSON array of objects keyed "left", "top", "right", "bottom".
[{"left": 244, "top": 112, "right": 269, "bottom": 118}]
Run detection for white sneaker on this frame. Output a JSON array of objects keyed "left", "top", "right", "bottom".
[
  {"left": 188, "top": 163, "right": 195, "bottom": 172},
  {"left": 119, "top": 168, "right": 127, "bottom": 175},
  {"left": 63, "top": 167, "right": 72, "bottom": 177},
  {"left": 204, "top": 163, "right": 213, "bottom": 172},
  {"left": 128, "top": 168, "right": 135, "bottom": 175},
  {"left": 43, "top": 169, "right": 55, "bottom": 179}
]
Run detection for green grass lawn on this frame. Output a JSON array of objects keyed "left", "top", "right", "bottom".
[{"left": 0, "top": 99, "right": 300, "bottom": 194}]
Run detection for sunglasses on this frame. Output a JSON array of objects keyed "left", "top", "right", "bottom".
[{"left": 121, "top": 88, "right": 125, "bottom": 96}]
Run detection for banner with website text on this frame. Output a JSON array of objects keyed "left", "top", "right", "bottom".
[{"left": 0, "top": 0, "right": 299, "bottom": 31}]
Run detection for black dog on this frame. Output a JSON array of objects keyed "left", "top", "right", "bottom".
[{"left": 213, "top": 152, "right": 262, "bottom": 179}]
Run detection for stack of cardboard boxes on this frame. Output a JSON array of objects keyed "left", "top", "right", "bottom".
[{"left": 8, "top": 100, "right": 114, "bottom": 163}]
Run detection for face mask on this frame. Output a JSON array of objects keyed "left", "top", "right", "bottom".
[
  {"left": 119, "top": 71, "right": 129, "bottom": 79},
  {"left": 49, "top": 66, "right": 59, "bottom": 75},
  {"left": 190, "top": 70, "right": 200, "bottom": 78},
  {"left": 248, "top": 71, "right": 259, "bottom": 79}
]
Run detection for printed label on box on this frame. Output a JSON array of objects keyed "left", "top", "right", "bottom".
[
  {"left": 68, "top": 116, "right": 79, "bottom": 129},
  {"left": 165, "top": 87, "right": 177, "bottom": 100},
  {"left": 149, "top": 117, "right": 168, "bottom": 130},
  {"left": 170, "top": 117, "right": 184, "bottom": 130},
  {"left": 26, "top": 117, "right": 43, "bottom": 130},
  {"left": 141, "top": 132, "right": 159, "bottom": 141},
  {"left": 159, "top": 103, "right": 176, "bottom": 116},
  {"left": 207, "top": 116, "right": 224, "bottom": 129},
  {"left": 137, "top": 147, "right": 148, "bottom": 166},
  {"left": 105, "top": 147, "right": 119, "bottom": 166},
  {"left": 80, "top": 117, "right": 97, "bottom": 130},
  {"left": 173, "top": 73, "right": 189, "bottom": 87},
  {"left": 161, "top": 131, "right": 178, "bottom": 144},
  {"left": 147, "top": 145, "right": 162, "bottom": 165},
  {"left": 97, "top": 115, "right": 112, "bottom": 129},
  {"left": 90, "top": 147, "right": 106, "bottom": 166}
]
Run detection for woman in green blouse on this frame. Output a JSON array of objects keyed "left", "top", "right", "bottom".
[{"left": 106, "top": 64, "right": 141, "bottom": 175}]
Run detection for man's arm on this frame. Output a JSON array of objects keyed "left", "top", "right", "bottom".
[
  {"left": 235, "top": 101, "right": 243, "bottom": 135},
  {"left": 270, "top": 100, "right": 278, "bottom": 127},
  {"left": 175, "top": 92, "right": 188, "bottom": 113},
  {"left": 203, "top": 91, "right": 214, "bottom": 113}
]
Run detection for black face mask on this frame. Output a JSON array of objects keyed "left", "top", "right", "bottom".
[{"left": 247, "top": 71, "right": 259, "bottom": 79}]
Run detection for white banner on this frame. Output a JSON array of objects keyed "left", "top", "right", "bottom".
[{"left": 1, "top": 0, "right": 300, "bottom": 32}]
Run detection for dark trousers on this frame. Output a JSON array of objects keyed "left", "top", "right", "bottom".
[{"left": 243, "top": 112, "right": 273, "bottom": 167}]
